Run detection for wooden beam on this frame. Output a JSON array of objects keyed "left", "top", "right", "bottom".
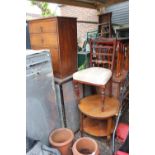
[
  {"left": 96, "top": 0, "right": 128, "bottom": 9},
  {"left": 34, "top": 0, "right": 128, "bottom": 10},
  {"left": 77, "top": 20, "right": 98, "bottom": 24},
  {"left": 104, "top": 0, "right": 128, "bottom": 7},
  {"left": 35, "top": 0, "right": 97, "bottom": 9}
]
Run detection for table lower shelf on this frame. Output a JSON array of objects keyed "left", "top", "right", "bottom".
[{"left": 83, "top": 117, "right": 114, "bottom": 137}]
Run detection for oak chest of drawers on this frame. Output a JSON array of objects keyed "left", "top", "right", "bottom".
[{"left": 28, "top": 17, "right": 77, "bottom": 78}]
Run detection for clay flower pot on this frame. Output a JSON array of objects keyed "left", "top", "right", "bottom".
[
  {"left": 49, "top": 128, "right": 74, "bottom": 155},
  {"left": 72, "top": 137, "right": 99, "bottom": 155}
]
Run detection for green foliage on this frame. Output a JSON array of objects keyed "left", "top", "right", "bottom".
[
  {"left": 78, "top": 57, "right": 89, "bottom": 71},
  {"left": 40, "top": 2, "right": 52, "bottom": 17},
  {"left": 31, "top": 0, "right": 55, "bottom": 17},
  {"left": 31, "top": 0, "right": 36, "bottom": 5}
]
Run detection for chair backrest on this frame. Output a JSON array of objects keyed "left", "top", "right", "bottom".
[
  {"left": 90, "top": 37, "right": 117, "bottom": 71},
  {"left": 98, "top": 12, "right": 112, "bottom": 37}
]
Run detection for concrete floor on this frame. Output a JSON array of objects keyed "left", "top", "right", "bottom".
[
  {"left": 74, "top": 105, "right": 129, "bottom": 155},
  {"left": 75, "top": 131, "right": 122, "bottom": 155}
]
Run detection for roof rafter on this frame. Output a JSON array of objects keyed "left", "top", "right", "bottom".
[
  {"left": 34, "top": 0, "right": 128, "bottom": 9},
  {"left": 35, "top": 0, "right": 97, "bottom": 9}
]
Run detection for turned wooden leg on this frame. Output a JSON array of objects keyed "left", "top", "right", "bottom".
[
  {"left": 109, "top": 78, "right": 113, "bottom": 97},
  {"left": 80, "top": 113, "right": 84, "bottom": 137},
  {"left": 100, "top": 86, "right": 105, "bottom": 112},
  {"left": 107, "top": 117, "right": 113, "bottom": 141}
]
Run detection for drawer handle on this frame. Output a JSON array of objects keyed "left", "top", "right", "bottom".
[
  {"left": 41, "top": 38, "right": 44, "bottom": 44},
  {"left": 40, "top": 26, "right": 43, "bottom": 32}
]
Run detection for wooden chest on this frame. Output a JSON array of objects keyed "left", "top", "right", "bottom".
[{"left": 28, "top": 17, "right": 77, "bottom": 78}]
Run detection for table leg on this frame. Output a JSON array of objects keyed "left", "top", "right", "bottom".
[
  {"left": 80, "top": 113, "right": 84, "bottom": 137},
  {"left": 107, "top": 117, "right": 113, "bottom": 140}
]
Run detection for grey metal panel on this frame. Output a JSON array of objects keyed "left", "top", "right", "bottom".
[
  {"left": 55, "top": 78, "right": 81, "bottom": 132},
  {"left": 26, "top": 51, "right": 50, "bottom": 68},
  {"left": 62, "top": 81, "right": 80, "bottom": 132},
  {"left": 55, "top": 84, "right": 65, "bottom": 128},
  {"left": 26, "top": 50, "right": 61, "bottom": 145},
  {"left": 105, "top": 1, "right": 129, "bottom": 25}
]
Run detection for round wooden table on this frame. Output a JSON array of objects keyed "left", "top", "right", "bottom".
[{"left": 79, "top": 95, "right": 120, "bottom": 139}]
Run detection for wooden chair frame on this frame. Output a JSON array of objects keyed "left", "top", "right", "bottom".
[{"left": 73, "top": 37, "right": 117, "bottom": 140}]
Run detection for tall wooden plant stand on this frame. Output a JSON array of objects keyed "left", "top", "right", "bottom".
[{"left": 76, "top": 94, "right": 119, "bottom": 140}]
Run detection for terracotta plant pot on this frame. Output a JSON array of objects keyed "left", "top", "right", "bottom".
[
  {"left": 49, "top": 128, "right": 74, "bottom": 155},
  {"left": 72, "top": 137, "right": 100, "bottom": 155}
]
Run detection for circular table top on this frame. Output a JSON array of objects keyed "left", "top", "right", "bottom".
[{"left": 79, "top": 95, "right": 120, "bottom": 119}]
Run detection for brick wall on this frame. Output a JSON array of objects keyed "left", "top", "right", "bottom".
[{"left": 60, "top": 5, "right": 98, "bottom": 40}]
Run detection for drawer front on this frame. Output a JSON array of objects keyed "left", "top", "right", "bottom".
[
  {"left": 29, "top": 20, "right": 57, "bottom": 34},
  {"left": 30, "top": 33, "right": 59, "bottom": 48}
]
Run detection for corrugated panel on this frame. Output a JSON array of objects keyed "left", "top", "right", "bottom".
[
  {"left": 105, "top": 1, "right": 129, "bottom": 25},
  {"left": 26, "top": 50, "right": 61, "bottom": 145}
]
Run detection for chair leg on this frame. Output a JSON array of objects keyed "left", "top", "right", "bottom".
[
  {"left": 80, "top": 113, "right": 84, "bottom": 137},
  {"left": 100, "top": 86, "right": 105, "bottom": 112},
  {"left": 107, "top": 117, "right": 113, "bottom": 141}
]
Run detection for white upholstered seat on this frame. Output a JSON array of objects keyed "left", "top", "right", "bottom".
[{"left": 73, "top": 67, "right": 112, "bottom": 85}]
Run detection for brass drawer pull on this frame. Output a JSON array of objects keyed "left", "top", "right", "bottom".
[
  {"left": 41, "top": 38, "right": 44, "bottom": 44},
  {"left": 40, "top": 26, "right": 43, "bottom": 32}
]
